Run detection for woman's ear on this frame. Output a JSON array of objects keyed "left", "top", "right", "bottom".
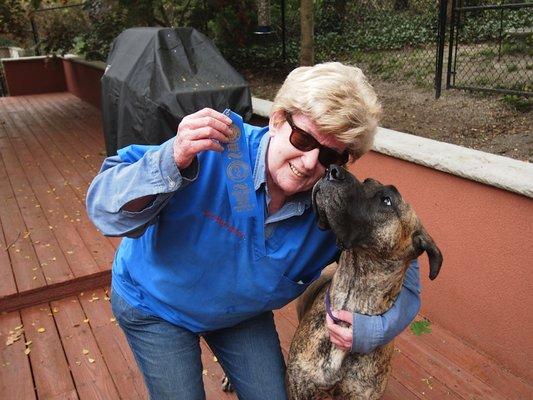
[{"left": 269, "top": 110, "right": 285, "bottom": 137}]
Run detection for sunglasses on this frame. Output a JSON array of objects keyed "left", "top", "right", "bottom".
[{"left": 286, "top": 115, "right": 349, "bottom": 167}]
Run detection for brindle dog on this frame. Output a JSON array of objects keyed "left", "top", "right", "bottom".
[{"left": 286, "top": 165, "right": 443, "bottom": 400}]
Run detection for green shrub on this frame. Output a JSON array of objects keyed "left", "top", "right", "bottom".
[{"left": 502, "top": 94, "right": 532, "bottom": 112}]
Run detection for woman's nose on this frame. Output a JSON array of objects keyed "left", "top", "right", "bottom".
[{"left": 301, "top": 148, "right": 320, "bottom": 170}]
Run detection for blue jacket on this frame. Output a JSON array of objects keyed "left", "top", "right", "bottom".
[{"left": 86, "top": 115, "right": 421, "bottom": 352}]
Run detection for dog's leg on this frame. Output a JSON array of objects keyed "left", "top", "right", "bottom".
[
  {"left": 286, "top": 365, "right": 319, "bottom": 400},
  {"left": 286, "top": 380, "right": 317, "bottom": 400}
]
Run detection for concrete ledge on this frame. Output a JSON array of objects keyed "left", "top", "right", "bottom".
[{"left": 251, "top": 97, "right": 533, "bottom": 198}]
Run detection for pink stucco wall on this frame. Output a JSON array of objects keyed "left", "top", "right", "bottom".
[{"left": 351, "top": 152, "right": 533, "bottom": 383}]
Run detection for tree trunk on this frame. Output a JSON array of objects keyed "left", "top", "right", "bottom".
[
  {"left": 299, "top": 0, "right": 314, "bottom": 66},
  {"left": 394, "top": 0, "right": 409, "bottom": 11}
]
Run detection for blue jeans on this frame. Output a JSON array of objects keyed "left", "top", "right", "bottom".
[{"left": 111, "top": 290, "right": 287, "bottom": 400}]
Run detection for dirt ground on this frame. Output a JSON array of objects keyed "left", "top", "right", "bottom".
[{"left": 240, "top": 69, "right": 532, "bottom": 163}]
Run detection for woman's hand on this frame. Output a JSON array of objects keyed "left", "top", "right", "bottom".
[
  {"left": 173, "top": 108, "right": 234, "bottom": 169},
  {"left": 326, "top": 310, "right": 353, "bottom": 352}
]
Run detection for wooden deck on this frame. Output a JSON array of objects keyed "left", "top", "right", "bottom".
[{"left": 1, "top": 93, "right": 532, "bottom": 399}]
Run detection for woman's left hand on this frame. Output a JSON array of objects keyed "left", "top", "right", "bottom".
[{"left": 326, "top": 310, "right": 353, "bottom": 351}]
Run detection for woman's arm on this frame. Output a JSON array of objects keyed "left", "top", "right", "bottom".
[
  {"left": 86, "top": 108, "right": 233, "bottom": 238},
  {"left": 326, "top": 260, "right": 421, "bottom": 353},
  {"left": 86, "top": 137, "right": 198, "bottom": 238},
  {"left": 350, "top": 259, "right": 420, "bottom": 354}
]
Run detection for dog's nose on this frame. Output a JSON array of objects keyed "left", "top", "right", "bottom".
[{"left": 326, "top": 165, "right": 346, "bottom": 181}]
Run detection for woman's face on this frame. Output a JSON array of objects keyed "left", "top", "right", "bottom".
[{"left": 266, "top": 113, "right": 347, "bottom": 198}]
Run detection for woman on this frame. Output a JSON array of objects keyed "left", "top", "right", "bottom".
[{"left": 87, "top": 62, "right": 421, "bottom": 399}]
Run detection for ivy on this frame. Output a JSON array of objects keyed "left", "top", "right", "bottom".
[{"left": 410, "top": 320, "right": 432, "bottom": 336}]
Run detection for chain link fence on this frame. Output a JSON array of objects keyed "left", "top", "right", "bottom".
[{"left": 448, "top": 0, "right": 532, "bottom": 95}]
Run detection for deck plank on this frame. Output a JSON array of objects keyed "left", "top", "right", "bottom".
[
  {"left": 22, "top": 95, "right": 102, "bottom": 188},
  {"left": 413, "top": 317, "right": 533, "bottom": 399},
  {"left": 0, "top": 100, "right": 94, "bottom": 280},
  {"left": 22, "top": 95, "right": 120, "bottom": 267},
  {"left": 0, "top": 311, "right": 36, "bottom": 400},
  {"left": 0, "top": 158, "right": 18, "bottom": 298},
  {"left": 31, "top": 95, "right": 105, "bottom": 174},
  {"left": 51, "top": 295, "right": 121, "bottom": 400},
  {"left": 78, "top": 288, "right": 147, "bottom": 400},
  {"left": 396, "top": 333, "right": 509, "bottom": 400},
  {"left": 20, "top": 304, "right": 78, "bottom": 399},
  {"left": 0, "top": 133, "right": 48, "bottom": 292},
  {"left": 10, "top": 96, "right": 115, "bottom": 271},
  {"left": 17, "top": 96, "right": 95, "bottom": 202}
]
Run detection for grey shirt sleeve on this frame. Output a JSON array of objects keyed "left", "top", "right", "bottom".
[
  {"left": 351, "top": 259, "right": 421, "bottom": 354},
  {"left": 86, "top": 137, "right": 198, "bottom": 237}
]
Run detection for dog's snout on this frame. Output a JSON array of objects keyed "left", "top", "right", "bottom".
[{"left": 327, "top": 165, "right": 346, "bottom": 181}]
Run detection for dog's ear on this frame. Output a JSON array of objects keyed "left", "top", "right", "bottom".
[{"left": 413, "top": 228, "right": 443, "bottom": 280}]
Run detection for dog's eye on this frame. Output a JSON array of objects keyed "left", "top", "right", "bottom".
[{"left": 381, "top": 196, "right": 392, "bottom": 206}]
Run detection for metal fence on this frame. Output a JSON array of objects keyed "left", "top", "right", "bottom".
[{"left": 447, "top": 0, "right": 532, "bottom": 96}]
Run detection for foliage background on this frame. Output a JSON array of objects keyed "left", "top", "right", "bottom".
[{"left": 2, "top": 1, "right": 530, "bottom": 64}]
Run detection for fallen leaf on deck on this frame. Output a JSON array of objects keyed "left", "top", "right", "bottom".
[
  {"left": 37, "top": 327, "right": 46, "bottom": 333},
  {"left": 5, "top": 327, "right": 24, "bottom": 346},
  {"left": 24, "top": 348, "right": 31, "bottom": 355},
  {"left": 88, "top": 358, "right": 95, "bottom": 363},
  {"left": 421, "top": 377, "right": 433, "bottom": 389},
  {"left": 82, "top": 349, "right": 89, "bottom": 355}
]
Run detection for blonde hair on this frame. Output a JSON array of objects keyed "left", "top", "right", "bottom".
[{"left": 271, "top": 62, "right": 382, "bottom": 159}]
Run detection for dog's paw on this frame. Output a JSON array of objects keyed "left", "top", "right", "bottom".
[{"left": 221, "top": 375, "right": 234, "bottom": 392}]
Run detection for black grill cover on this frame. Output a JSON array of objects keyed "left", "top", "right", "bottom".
[{"left": 101, "top": 27, "right": 253, "bottom": 156}]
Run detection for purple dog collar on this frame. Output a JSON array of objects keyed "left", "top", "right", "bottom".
[{"left": 325, "top": 286, "right": 342, "bottom": 324}]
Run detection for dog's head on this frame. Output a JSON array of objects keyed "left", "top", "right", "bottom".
[{"left": 312, "top": 165, "right": 442, "bottom": 280}]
